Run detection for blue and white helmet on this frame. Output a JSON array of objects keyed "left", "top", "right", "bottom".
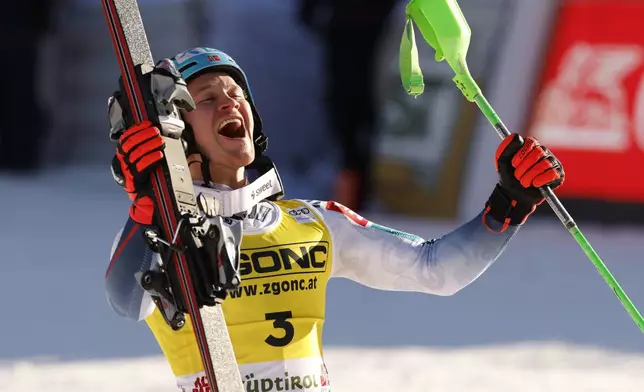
[
  {"left": 169, "top": 47, "right": 283, "bottom": 200},
  {"left": 171, "top": 47, "right": 267, "bottom": 155}
]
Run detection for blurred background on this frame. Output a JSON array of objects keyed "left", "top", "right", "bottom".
[{"left": 2, "top": 0, "right": 644, "bottom": 391}]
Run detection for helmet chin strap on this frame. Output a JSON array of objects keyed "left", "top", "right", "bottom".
[{"left": 200, "top": 155, "right": 213, "bottom": 186}]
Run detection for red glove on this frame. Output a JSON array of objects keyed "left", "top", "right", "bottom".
[
  {"left": 114, "top": 121, "right": 165, "bottom": 225},
  {"left": 484, "top": 133, "right": 565, "bottom": 232}
]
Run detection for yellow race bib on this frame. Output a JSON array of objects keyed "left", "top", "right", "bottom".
[{"left": 145, "top": 199, "right": 333, "bottom": 391}]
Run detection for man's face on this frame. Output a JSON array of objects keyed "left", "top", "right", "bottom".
[{"left": 183, "top": 71, "right": 255, "bottom": 169}]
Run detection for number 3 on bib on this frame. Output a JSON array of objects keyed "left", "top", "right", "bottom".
[{"left": 265, "top": 311, "right": 294, "bottom": 347}]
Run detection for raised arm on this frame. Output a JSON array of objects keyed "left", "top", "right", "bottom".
[
  {"left": 312, "top": 132, "right": 565, "bottom": 296},
  {"left": 311, "top": 200, "right": 517, "bottom": 296}
]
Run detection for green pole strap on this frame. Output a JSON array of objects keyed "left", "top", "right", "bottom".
[
  {"left": 400, "top": 18, "right": 425, "bottom": 96},
  {"left": 400, "top": 0, "right": 644, "bottom": 335}
]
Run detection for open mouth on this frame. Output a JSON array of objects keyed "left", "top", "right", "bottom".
[{"left": 218, "top": 118, "right": 246, "bottom": 139}]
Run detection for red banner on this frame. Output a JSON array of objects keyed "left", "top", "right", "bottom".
[{"left": 527, "top": 0, "right": 644, "bottom": 203}]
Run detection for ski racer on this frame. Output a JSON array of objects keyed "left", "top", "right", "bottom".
[{"left": 105, "top": 47, "right": 565, "bottom": 392}]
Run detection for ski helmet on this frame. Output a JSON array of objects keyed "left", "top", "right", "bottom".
[
  {"left": 109, "top": 47, "right": 283, "bottom": 201},
  {"left": 170, "top": 47, "right": 267, "bottom": 156},
  {"left": 168, "top": 47, "right": 282, "bottom": 199}
]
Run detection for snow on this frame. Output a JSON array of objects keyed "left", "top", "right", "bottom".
[
  {"left": 2, "top": 343, "right": 644, "bottom": 391},
  {"left": 2, "top": 165, "right": 644, "bottom": 391}
]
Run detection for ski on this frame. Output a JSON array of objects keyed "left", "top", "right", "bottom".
[{"left": 101, "top": 1, "right": 244, "bottom": 391}]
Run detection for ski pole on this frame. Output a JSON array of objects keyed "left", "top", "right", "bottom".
[{"left": 398, "top": 0, "right": 644, "bottom": 335}]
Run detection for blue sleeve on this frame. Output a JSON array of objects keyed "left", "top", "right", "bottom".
[
  {"left": 105, "top": 217, "right": 157, "bottom": 321},
  {"left": 312, "top": 199, "right": 519, "bottom": 296}
]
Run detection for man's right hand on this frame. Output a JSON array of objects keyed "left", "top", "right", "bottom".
[{"left": 115, "top": 120, "right": 165, "bottom": 225}]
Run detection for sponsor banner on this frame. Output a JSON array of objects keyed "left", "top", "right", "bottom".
[
  {"left": 372, "top": 0, "right": 516, "bottom": 218},
  {"left": 526, "top": 0, "right": 644, "bottom": 203}
]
